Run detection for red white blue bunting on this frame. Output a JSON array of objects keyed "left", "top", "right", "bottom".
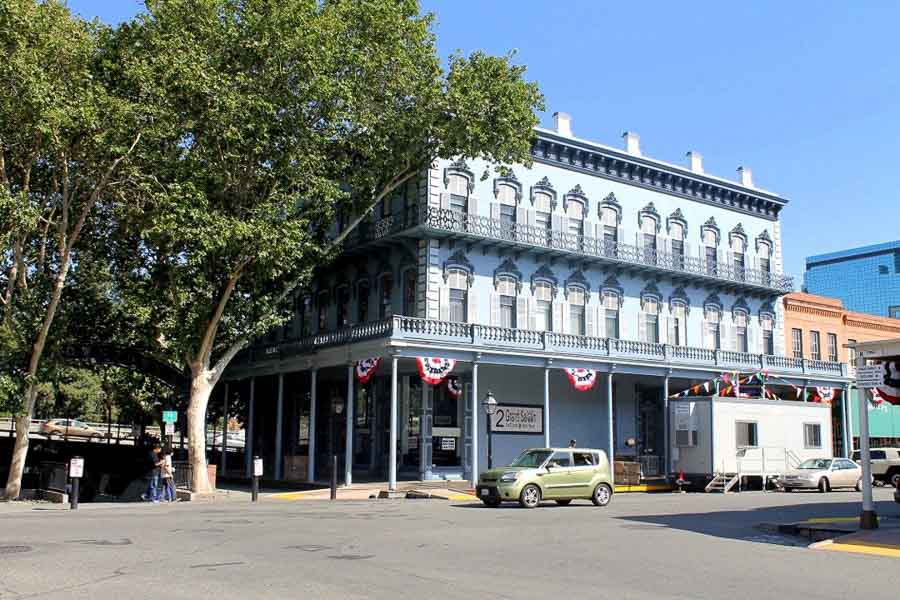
[
  {"left": 877, "top": 360, "right": 900, "bottom": 406},
  {"left": 814, "top": 387, "right": 835, "bottom": 404},
  {"left": 355, "top": 357, "right": 381, "bottom": 384},
  {"left": 416, "top": 357, "right": 456, "bottom": 385},
  {"left": 563, "top": 368, "right": 598, "bottom": 392},
  {"left": 446, "top": 376, "right": 463, "bottom": 399}
]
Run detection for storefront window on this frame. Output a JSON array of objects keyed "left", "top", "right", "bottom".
[{"left": 432, "top": 386, "right": 461, "bottom": 468}]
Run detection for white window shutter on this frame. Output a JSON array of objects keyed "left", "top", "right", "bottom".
[
  {"left": 618, "top": 308, "right": 629, "bottom": 340},
  {"left": 561, "top": 301, "right": 570, "bottom": 334},
  {"left": 490, "top": 292, "right": 500, "bottom": 326},
  {"left": 467, "top": 288, "right": 477, "bottom": 323},
  {"left": 468, "top": 195, "right": 478, "bottom": 215},
  {"left": 657, "top": 234, "right": 668, "bottom": 254},
  {"left": 679, "top": 317, "right": 687, "bottom": 346},
  {"left": 658, "top": 316, "right": 668, "bottom": 345},
  {"left": 528, "top": 297, "right": 537, "bottom": 330},
  {"left": 617, "top": 226, "right": 625, "bottom": 245},
  {"left": 515, "top": 206, "right": 527, "bottom": 225},
  {"left": 722, "top": 323, "right": 734, "bottom": 351},
  {"left": 527, "top": 209, "right": 536, "bottom": 227},
  {"left": 585, "top": 300, "right": 595, "bottom": 336},
  {"left": 667, "top": 316, "right": 677, "bottom": 346},
  {"left": 683, "top": 241, "right": 691, "bottom": 258},
  {"left": 439, "top": 286, "right": 450, "bottom": 321},
  {"left": 552, "top": 213, "right": 564, "bottom": 233},
  {"left": 552, "top": 300, "right": 564, "bottom": 332},
  {"left": 596, "top": 307, "right": 606, "bottom": 338},
  {"left": 702, "top": 323, "right": 713, "bottom": 349},
  {"left": 440, "top": 192, "right": 450, "bottom": 210},
  {"left": 718, "top": 248, "right": 726, "bottom": 268},
  {"left": 638, "top": 313, "right": 647, "bottom": 342},
  {"left": 490, "top": 202, "right": 500, "bottom": 221},
  {"left": 635, "top": 231, "right": 643, "bottom": 248},
  {"left": 748, "top": 324, "right": 759, "bottom": 354},
  {"left": 516, "top": 296, "right": 528, "bottom": 329}
]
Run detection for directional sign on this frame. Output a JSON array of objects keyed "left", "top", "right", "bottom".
[
  {"left": 856, "top": 365, "right": 885, "bottom": 388},
  {"left": 69, "top": 457, "right": 84, "bottom": 479},
  {"left": 162, "top": 410, "right": 178, "bottom": 424}
]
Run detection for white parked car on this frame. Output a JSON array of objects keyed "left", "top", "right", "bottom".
[
  {"left": 781, "top": 458, "right": 863, "bottom": 493},
  {"left": 851, "top": 448, "right": 900, "bottom": 487}
]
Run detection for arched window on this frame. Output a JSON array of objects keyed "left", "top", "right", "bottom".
[
  {"left": 730, "top": 226, "right": 747, "bottom": 281},
  {"left": 496, "top": 275, "right": 518, "bottom": 328},
  {"left": 378, "top": 273, "right": 393, "bottom": 319},
  {"left": 533, "top": 281, "right": 553, "bottom": 331},
  {"left": 447, "top": 173, "right": 469, "bottom": 213},
  {"left": 602, "top": 290, "right": 621, "bottom": 339},
  {"left": 497, "top": 184, "right": 517, "bottom": 230},
  {"left": 566, "top": 199, "right": 585, "bottom": 238},
  {"left": 703, "top": 303, "right": 722, "bottom": 350},
  {"left": 336, "top": 285, "right": 351, "bottom": 327},
  {"left": 668, "top": 212, "right": 687, "bottom": 269},
  {"left": 568, "top": 285, "right": 587, "bottom": 335},
  {"left": 641, "top": 294, "right": 660, "bottom": 343},
  {"left": 671, "top": 299, "right": 688, "bottom": 346},
  {"left": 446, "top": 268, "right": 469, "bottom": 323},
  {"left": 402, "top": 269, "right": 417, "bottom": 317},
  {"left": 733, "top": 308, "right": 749, "bottom": 353},
  {"left": 760, "top": 311, "right": 775, "bottom": 355},
  {"left": 600, "top": 206, "right": 620, "bottom": 252},
  {"left": 533, "top": 190, "right": 553, "bottom": 242},
  {"left": 317, "top": 290, "right": 330, "bottom": 331},
  {"left": 702, "top": 218, "right": 720, "bottom": 276},
  {"left": 357, "top": 280, "right": 370, "bottom": 323}
]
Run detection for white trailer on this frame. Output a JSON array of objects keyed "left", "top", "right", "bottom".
[{"left": 669, "top": 396, "right": 833, "bottom": 490}]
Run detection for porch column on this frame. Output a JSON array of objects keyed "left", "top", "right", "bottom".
[
  {"left": 345, "top": 364, "right": 354, "bottom": 486},
  {"left": 275, "top": 373, "right": 284, "bottom": 480},
  {"left": 220, "top": 382, "right": 228, "bottom": 476},
  {"left": 844, "top": 384, "right": 854, "bottom": 455},
  {"left": 471, "top": 362, "right": 479, "bottom": 487},
  {"left": 543, "top": 365, "right": 551, "bottom": 447},
  {"left": 307, "top": 369, "right": 317, "bottom": 482},
  {"left": 663, "top": 375, "right": 670, "bottom": 476},
  {"left": 607, "top": 372, "right": 614, "bottom": 485},
  {"left": 389, "top": 357, "right": 398, "bottom": 491},
  {"left": 802, "top": 384, "right": 808, "bottom": 402},
  {"left": 245, "top": 376, "right": 255, "bottom": 478}
]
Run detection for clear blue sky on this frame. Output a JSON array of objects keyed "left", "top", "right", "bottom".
[{"left": 67, "top": 0, "right": 900, "bottom": 282}]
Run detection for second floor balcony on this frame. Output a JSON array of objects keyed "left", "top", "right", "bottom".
[{"left": 346, "top": 206, "right": 794, "bottom": 296}]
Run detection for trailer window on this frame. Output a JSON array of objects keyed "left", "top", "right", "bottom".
[
  {"left": 735, "top": 422, "right": 758, "bottom": 448},
  {"left": 803, "top": 423, "right": 822, "bottom": 449}
]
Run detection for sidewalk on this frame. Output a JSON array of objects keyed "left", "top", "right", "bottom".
[{"left": 812, "top": 519, "right": 900, "bottom": 558}]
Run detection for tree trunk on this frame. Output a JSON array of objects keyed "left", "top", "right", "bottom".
[
  {"left": 3, "top": 383, "right": 38, "bottom": 500},
  {"left": 187, "top": 368, "right": 215, "bottom": 493}
]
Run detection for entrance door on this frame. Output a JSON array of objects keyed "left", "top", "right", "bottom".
[{"left": 636, "top": 386, "right": 663, "bottom": 476}]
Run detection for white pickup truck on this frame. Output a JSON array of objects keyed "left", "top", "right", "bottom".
[{"left": 852, "top": 448, "right": 900, "bottom": 486}]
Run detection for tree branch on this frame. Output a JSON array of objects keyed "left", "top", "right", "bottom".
[{"left": 194, "top": 259, "right": 250, "bottom": 371}]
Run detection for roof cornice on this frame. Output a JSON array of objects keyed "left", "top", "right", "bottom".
[{"left": 530, "top": 130, "right": 787, "bottom": 221}]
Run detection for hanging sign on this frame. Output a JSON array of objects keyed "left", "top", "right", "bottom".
[
  {"left": 490, "top": 404, "right": 543, "bottom": 434},
  {"left": 446, "top": 376, "right": 463, "bottom": 399},
  {"left": 355, "top": 357, "right": 381, "bottom": 384},
  {"left": 416, "top": 357, "right": 456, "bottom": 385},
  {"left": 563, "top": 368, "right": 598, "bottom": 391},
  {"left": 876, "top": 360, "right": 900, "bottom": 405}
]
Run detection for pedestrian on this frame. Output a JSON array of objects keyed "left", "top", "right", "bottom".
[
  {"left": 161, "top": 450, "right": 176, "bottom": 502},
  {"left": 142, "top": 443, "right": 163, "bottom": 502},
  {"left": 568, "top": 439, "right": 577, "bottom": 448}
]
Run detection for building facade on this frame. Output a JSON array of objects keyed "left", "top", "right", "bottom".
[
  {"left": 223, "top": 113, "right": 849, "bottom": 488},
  {"left": 805, "top": 240, "right": 900, "bottom": 319},
  {"left": 783, "top": 292, "right": 900, "bottom": 450}
]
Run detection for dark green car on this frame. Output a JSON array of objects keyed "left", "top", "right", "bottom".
[{"left": 476, "top": 448, "right": 613, "bottom": 508}]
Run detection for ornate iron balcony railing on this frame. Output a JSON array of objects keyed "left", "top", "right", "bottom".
[{"left": 240, "top": 316, "right": 846, "bottom": 379}]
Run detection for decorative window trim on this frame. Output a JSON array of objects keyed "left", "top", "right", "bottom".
[
  {"left": 729, "top": 223, "right": 748, "bottom": 250},
  {"left": 637, "top": 202, "right": 661, "bottom": 232},
  {"left": 669, "top": 286, "right": 691, "bottom": 315},
  {"left": 667, "top": 208, "right": 688, "bottom": 237},
  {"left": 315, "top": 288, "right": 331, "bottom": 307},
  {"left": 563, "top": 184, "right": 589, "bottom": 212},
  {"left": 598, "top": 192, "right": 622, "bottom": 224},
  {"left": 600, "top": 274, "right": 624, "bottom": 308},
  {"left": 443, "top": 250, "right": 474, "bottom": 286},
  {"left": 530, "top": 264, "right": 558, "bottom": 297},
  {"left": 355, "top": 276, "right": 371, "bottom": 300},
  {"left": 530, "top": 176, "right": 557, "bottom": 210},
  {"left": 755, "top": 229, "right": 773, "bottom": 253},
  {"left": 731, "top": 296, "right": 750, "bottom": 317},
  {"left": 703, "top": 293, "right": 723, "bottom": 313},
  {"left": 639, "top": 281, "right": 662, "bottom": 311},
  {"left": 443, "top": 158, "right": 475, "bottom": 193},
  {"left": 701, "top": 216, "right": 720, "bottom": 246},
  {"left": 759, "top": 301, "right": 776, "bottom": 322},
  {"left": 493, "top": 172, "right": 522, "bottom": 204},
  {"left": 493, "top": 258, "right": 523, "bottom": 292},
  {"left": 564, "top": 270, "right": 590, "bottom": 299}
]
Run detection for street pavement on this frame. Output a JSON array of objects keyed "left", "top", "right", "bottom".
[{"left": 1, "top": 488, "right": 899, "bottom": 599}]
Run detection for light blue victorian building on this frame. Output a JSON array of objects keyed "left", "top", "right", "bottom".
[{"left": 223, "top": 112, "right": 850, "bottom": 489}]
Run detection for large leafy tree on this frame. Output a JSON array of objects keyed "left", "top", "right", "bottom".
[
  {"left": 0, "top": 0, "right": 142, "bottom": 499},
  {"left": 113, "top": 0, "right": 544, "bottom": 492}
]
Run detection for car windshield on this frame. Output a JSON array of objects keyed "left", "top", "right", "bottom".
[
  {"left": 798, "top": 459, "right": 832, "bottom": 470},
  {"left": 509, "top": 450, "right": 552, "bottom": 468}
]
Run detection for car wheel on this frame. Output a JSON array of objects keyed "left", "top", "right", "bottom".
[
  {"left": 592, "top": 483, "right": 613, "bottom": 507},
  {"left": 518, "top": 484, "right": 541, "bottom": 509},
  {"left": 482, "top": 498, "right": 501, "bottom": 508},
  {"left": 555, "top": 499, "right": 572, "bottom": 506},
  {"left": 891, "top": 471, "right": 900, "bottom": 488},
  {"left": 818, "top": 477, "right": 830, "bottom": 493},
  {"left": 856, "top": 478, "right": 863, "bottom": 492}
]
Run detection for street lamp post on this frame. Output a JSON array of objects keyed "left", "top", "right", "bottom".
[{"left": 483, "top": 391, "right": 497, "bottom": 470}]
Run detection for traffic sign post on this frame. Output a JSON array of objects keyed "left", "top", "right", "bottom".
[
  {"left": 855, "top": 364, "right": 885, "bottom": 388},
  {"left": 165, "top": 422, "right": 175, "bottom": 436},
  {"left": 252, "top": 456, "right": 262, "bottom": 502},
  {"left": 69, "top": 456, "right": 84, "bottom": 510},
  {"left": 162, "top": 410, "right": 178, "bottom": 424}
]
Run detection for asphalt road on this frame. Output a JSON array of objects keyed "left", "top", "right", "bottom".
[{"left": 1, "top": 488, "right": 899, "bottom": 599}]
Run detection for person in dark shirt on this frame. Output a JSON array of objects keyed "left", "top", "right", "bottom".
[{"left": 142, "top": 443, "right": 163, "bottom": 502}]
